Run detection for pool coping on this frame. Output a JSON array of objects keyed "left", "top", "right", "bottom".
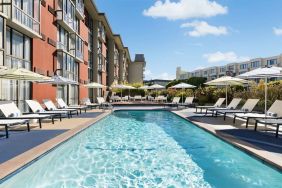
[
  {"left": 0, "top": 111, "right": 111, "bottom": 182},
  {"left": 171, "top": 111, "right": 282, "bottom": 172}
]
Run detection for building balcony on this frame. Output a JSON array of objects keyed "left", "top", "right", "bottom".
[
  {"left": 1, "top": 1, "right": 41, "bottom": 38},
  {"left": 56, "top": 0, "right": 75, "bottom": 33},
  {"left": 75, "top": 0, "right": 84, "bottom": 20}
]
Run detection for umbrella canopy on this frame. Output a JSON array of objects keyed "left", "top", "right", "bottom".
[
  {"left": 169, "top": 83, "right": 196, "bottom": 105},
  {"left": 205, "top": 76, "right": 248, "bottom": 107},
  {"left": 84, "top": 82, "right": 105, "bottom": 88},
  {"left": 148, "top": 84, "right": 165, "bottom": 90},
  {"left": 37, "top": 75, "right": 78, "bottom": 85},
  {"left": 125, "top": 85, "right": 136, "bottom": 89},
  {"left": 169, "top": 82, "right": 196, "bottom": 89},
  {"left": 139, "top": 85, "right": 149, "bottom": 90},
  {"left": 0, "top": 67, "right": 51, "bottom": 81},
  {"left": 237, "top": 66, "right": 282, "bottom": 116},
  {"left": 238, "top": 66, "right": 282, "bottom": 79},
  {"left": 112, "top": 84, "right": 129, "bottom": 89}
]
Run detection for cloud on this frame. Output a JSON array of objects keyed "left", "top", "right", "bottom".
[
  {"left": 144, "top": 69, "right": 175, "bottom": 80},
  {"left": 203, "top": 51, "right": 249, "bottom": 63},
  {"left": 181, "top": 21, "right": 228, "bottom": 37},
  {"left": 143, "top": 0, "right": 228, "bottom": 20},
  {"left": 273, "top": 27, "right": 282, "bottom": 36}
]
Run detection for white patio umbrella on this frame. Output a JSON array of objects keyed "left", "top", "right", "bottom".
[
  {"left": 205, "top": 76, "right": 248, "bottom": 107},
  {"left": 84, "top": 82, "right": 105, "bottom": 89},
  {"left": 148, "top": 84, "right": 165, "bottom": 97},
  {"left": 139, "top": 85, "right": 149, "bottom": 90},
  {"left": 112, "top": 84, "right": 129, "bottom": 99},
  {"left": 169, "top": 82, "right": 196, "bottom": 104},
  {"left": 36, "top": 75, "right": 78, "bottom": 98},
  {"left": 0, "top": 66, "right": 51, "bottom": 106},
  {"left": 237, "top": 66, "right": 282, "bottom": 116}
]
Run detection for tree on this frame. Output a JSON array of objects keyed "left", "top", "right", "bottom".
[{"left": 166, "top": 77, "right": 207, "bottom": 88}]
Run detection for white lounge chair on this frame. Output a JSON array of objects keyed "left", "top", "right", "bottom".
[
  {"left": 215, "top": 99, "right": 259, "bottom": 120},
  {"left": 254, "top": 119, "right": 282, "bottom": 138},
  {"left": 209, "top": 98, "right": 242, "bottom": 116},
  {"left": 56, "top": 98, "right": 87, "bottom": 114},
  {"left": 179, "top": 97, "right": 195, "bottom": 107},
  {"left": 195, "top": 98, "right": 225, "bottom": 113},
  {"left": 234, "top": 100, "right": 282, "bottom": 128},
  {"left": 134, "top": 95, "right": 142, "bottom": 101},
  {"left": 97, "top": 97, "right": 113, "bottom": 109},
  {"left": 81, "top": 98, "right": 99, "bottom": 109},
  {"left": 43, "top": 99, "right": 78, "bottom": 116},
  {"left": 0, "top": 119, "right": 29, "bottom": 138},
  {"left": 165, "top": 97, "right": 181, "bottom": 108},
  {"left": 0, "top": 102, "right": 53, "bottom": 128},
  {"left": 26, "top": 100, "right": 69, "bottom": 120}
]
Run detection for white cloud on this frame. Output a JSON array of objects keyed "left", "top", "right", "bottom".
[
  {"left": 181, "top": 21, "right": 228, "bottom": 37},
  {"left": 203, "top": 51, "right": 249, "bottom": 63},
  {"left": 144, "top": 69, "right": 175, "bottom": 80},
  {"left": 273, "top": 27, "right": 282, "bottom": 36},
  {"left": 143, "top": 0, "right": 228, "bottom": 20}
]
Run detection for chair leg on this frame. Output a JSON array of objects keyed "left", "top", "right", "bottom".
[
  {"left": 27, "top": 122, "right": 30, "bottom": 132},
  {"left": 254, "top": 120, "right": 258, "bottom": 131},
  {"left": 224, "top": 113, "right": 226, "bottom": 120},
  {"left": 39, "top": 118, "right": 42, "bottom": 128},
  {"left": 246, "top": 118, "right": 250, "bottom": 128},
  {"left": 59, "top": 114, "right": 62, "bottom": 121},
  {"left": 5, "top": 125, "right": 8, "bottom": 138},
  {"left": 52, "top": 116, "right": 54, "bottom": 124},
  {"left": 276, "top": 124, "right": 280, "bottom": 138}
]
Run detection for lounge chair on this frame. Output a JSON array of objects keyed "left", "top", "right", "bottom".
[
  {"left": 0, "top": 102, "right": 54, "bottom": 128},
  {"left": 179, "top": 97, "right": 195, "bottom": 108},
  {"left": 134, "top": 95, "right": 142, "bottom": 101},
  {"left": 97, "top": 97, "right": 113, "bottom": 109},
  {"left": 164, "top": 97, "right": 181, "bottom": 108},
  {"left": 195, "top": 98, "right": 225, "bottom": 113},
  {"left": 56, "top": 98, "right": 87, "bottom": 114},
  {"left": 26, "top": 100, "right": 69, "bottom": 120},
  {"left": 43, "top": 99, "right": 78, "bottom": 116},
  {"left": 208, "top": 98, "right": 242, "bottom": 116},
  {"left": 122, "top": 96, "right": 129, "bottom": 101},
  {"left": 111, "top": 95, "right": 121, "bottom": 102},
  {"left": 81, "top": 98, "right": 99, "bottom": 109},
  {"left": 254, "top": 119, "right": 282, "bottom": 138},
  {"left": 215, "top": 99, "right": 259, "bottom": 120},
  {"left": 0, "top": 119, "right": 29, "bottom": 138},
  {"left": 233, "top": 100, "right": 282, "bottom": 128},
  {"left": 148, "top": 96, "right": 154, "bottom": 102}
]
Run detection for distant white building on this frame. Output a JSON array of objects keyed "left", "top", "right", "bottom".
[{"left": 176, "top": 54, "right": 282, "bottom": 81}]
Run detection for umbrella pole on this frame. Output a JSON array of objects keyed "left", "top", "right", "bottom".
[
  {"left": 265, "top": 77, "right": 268, "bottom": 117},
  {"left": 182, "top": 88, "right": 184, "bottom": 105},
  {"left": 225, "top": 85, "right": 228, "bottom": 107}
]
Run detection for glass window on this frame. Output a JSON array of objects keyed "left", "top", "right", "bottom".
[{"left": 0, "top": 17, "right": 3, "bottom": 49}]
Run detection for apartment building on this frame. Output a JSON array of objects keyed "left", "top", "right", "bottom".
[
  {"left": 0, "top": 0, "right": 145, "bottom": 111},
  {"left": 176, "top": 54, "right": 282, "bottom": 81}
]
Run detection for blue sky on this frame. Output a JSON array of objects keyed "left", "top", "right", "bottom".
[{"left": 94, "top": 0, "right": 282, "bottom": 80}]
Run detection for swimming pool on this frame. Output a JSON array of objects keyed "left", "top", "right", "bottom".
[{"left": 1, "top": 110, "right": 282, "bottom": 187}]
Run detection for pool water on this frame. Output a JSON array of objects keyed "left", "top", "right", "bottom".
[{"left": 1, "top": 111, "right": 282, "bottom": 187}]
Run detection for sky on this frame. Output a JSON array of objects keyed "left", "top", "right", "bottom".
[{"left": 94, "top": 0, "right": 282, "bottom": 80}]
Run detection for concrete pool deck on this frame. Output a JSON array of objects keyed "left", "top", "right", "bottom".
[
  {"left": 172, "top": 108, "right": 282, "bottom": 171},
  {"left": 0, "top": 109, "right": 110, "bottom": 180},
  {"left": 0, "top": 106, "right": 282, "bottom": 181}
]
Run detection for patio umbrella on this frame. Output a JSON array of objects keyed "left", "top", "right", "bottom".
[
  {"left": 84, "top": 82, "right": 105, "bottom": 89},
  {"left": 169, "top": 82, "right": 196, "bottom": 104},
  {"left": 147, "top": 84, "right": 165, "bottom": 97},
  {"left": 205, "top": 76, "right": 248, "bottom": 107},
  {"left": 139, "top": 85, "right": 149, "bottom": 90},
  {"left": 0, "top": 66, "right": 51, "bottom": 106},
  {"left": 36, "top": 75, "right": 78, "bottom": 98},
  {"left": 237, "top": 66, "right": 282, "bottom": 116},
  {"left": 112, "top": 84, "right": 129, "bottom": 99}
]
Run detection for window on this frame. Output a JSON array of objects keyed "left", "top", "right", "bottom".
[
  {"left": 267, "top": 59, "right": 277, "bottom": 66},
  {"left": 251, "top": 61, "right": 260, "bottom": 68},
  {"left": 240, "top": 64, "right": 248, "bottom": 69},
  {"left": 0, "top": 17, "right": 3, "bottom": 66},
  {"left": 57, "top": 52, "right": 78, "bottom": 81},
  {"left": 2, "top": 27, "right": 31, "bottom": 112}
]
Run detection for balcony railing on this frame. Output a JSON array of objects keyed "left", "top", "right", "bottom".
[{"left": 1, "top": 1, "right": 40, "bottom": 37}]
